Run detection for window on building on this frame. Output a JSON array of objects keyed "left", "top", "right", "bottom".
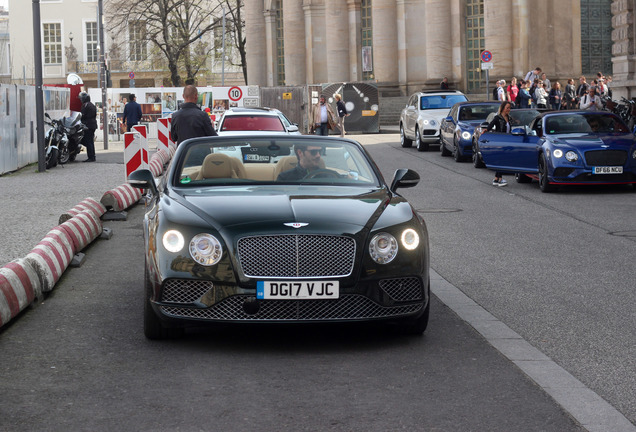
[
  {"left": 275, "top": 0, "right": 285, "bottom": 85},
  {"left": 43, "top": 23, "right": 62, "bottom": 65},
  {"left": 465, "top": 0, "right": 485, "bottom": 93},
  {"left": 85, "top": 21, "right": 98, "bottom": 62},
  {"left": 129, "top": 21, "right": 147, "bottom": 61},
  {"left": 361, "top": 0, "right": 373, "bottom": 80},
  {"left": 581, "top": 0, "right": 612, "bottom": 77}
]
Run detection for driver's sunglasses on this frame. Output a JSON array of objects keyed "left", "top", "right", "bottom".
[{"left": 305, "top": 149, "right": 321, "bottom": 156}]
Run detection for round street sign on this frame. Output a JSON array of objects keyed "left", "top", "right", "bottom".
[
  {"left": 228, "top": 86, "right": 242, "bottom": 101},
  {"left": 481, "top": 50, "right": 492, "bottom": 63},
  {"left": 129, "top": 72, "right": 135, "bottom": 79}
]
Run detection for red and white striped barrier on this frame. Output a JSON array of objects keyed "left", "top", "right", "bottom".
[
  {"left": 124, "top": 131, "right": 149, "bottom": 180},
  {"left": 157, "top": 118, "right": 171, "bottom": 154},
  {"left": 0, "top": 259, "right": 41, "bottom": 327},
  {"left": 59, "top": 197, "right": 107, "bottom": 224},
  {"left": 100, "top": 183, "right": 143, "bottom": 212},
  {"left": 149, "top": 155, "right": 164, "bottom": 177},
  {"left": 59, "top": 212, "right": 102, "bottom": 253},
  {"left": 24, "top": 226, "right": 75, "bottom": 292},
  {"left": 132, "top": 124, "right": 149, "bottom": 161}
]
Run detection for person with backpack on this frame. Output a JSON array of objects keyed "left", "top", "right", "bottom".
[{"left": 529, "top": 79, "right": 539, "bottom": 108}]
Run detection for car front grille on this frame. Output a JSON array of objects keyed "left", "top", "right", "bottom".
[
  {"left": 584, "top": 150, "right": 627, "bottom": 166},
  {"left": 160, "top": 295, "right": 422, "bottom": 321},
  {"left": 161, "top": 279, "right": 213, "bottom": 303},
  {"left": 379, "top": 278, "right": 423, "bottom": 302},
  {"left": 422, "top": 129, "right": 438, "bottom": 136},
  {"left": 237, "top": 235, "right": 356, "bottom": 278}
]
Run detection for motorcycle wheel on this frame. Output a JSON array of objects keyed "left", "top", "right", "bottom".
[
  {"left": 58, "top": 146, "right": 70, "bottom": 165},
  {"left": 69, "top": 153, "right": 77, "bottom": 162},
  {"left": 46, "top": 148, "right": 58, "bottom": 169}
]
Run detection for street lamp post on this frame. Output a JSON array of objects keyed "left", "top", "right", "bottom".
[
  {"left": 32, "top": 0, "right": 45, "bottom": 172},
  {"left": 98, "top": 0, "right": 108, "bottom": 149}
]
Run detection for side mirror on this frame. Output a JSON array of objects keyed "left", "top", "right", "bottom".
[
  {"left": 480, "top": 121, "right": 489, "bottom": 129},
  {"left": 390, "top": 168, "right": 420, "bottom": 192},
  {"left": 511, "top": 127, "right": 526, "bottom": 136},
  {"left": 287, "top": 125, "right": 299, "bottom": 133},
  {"left": 45, "top": 113, "right": 51, "bottom": 120},
  {"left": 128, "top": 169, "right": 158, "bottom": 195},
  {"left": 445, "top": 116, "right": 453, "bottom": 122}
]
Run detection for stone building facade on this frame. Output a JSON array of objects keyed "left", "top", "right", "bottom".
[{"left": 245, "top": 0, "right": 630, "bottom": 97}]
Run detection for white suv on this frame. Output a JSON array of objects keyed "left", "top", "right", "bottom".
[{"left": 399, "top": 90, "right": 467, "bottom": 151}]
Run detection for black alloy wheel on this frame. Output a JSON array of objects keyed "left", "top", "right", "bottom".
[
  {"left": 539, "top": 154, "right": 556, "bottom": 192},
  {"left": 472, "top": 139, "right": 485, "bottom": 168}
]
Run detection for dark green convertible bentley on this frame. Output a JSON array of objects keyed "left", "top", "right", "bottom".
[{"left": 129, "top": 135, "right": 430, "bottom": 339}]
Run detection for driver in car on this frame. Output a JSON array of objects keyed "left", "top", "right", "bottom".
[{"left": 277, "top": 143, "right": 324, "bottom": 181}]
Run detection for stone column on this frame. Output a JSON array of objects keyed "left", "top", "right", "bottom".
[
  {"left": 372, "top": 0, "right": 398, "bottom": 85},
  {"left": 347, "top": 0, "right": 362, "bottom": 81},
  {"left": 283, "top": 0, "right": 306, "bottom": 85},
  {"left": 303, "top": 2, "right": 328, "bottom": 84},
  {"left": 263, "top": 7, "right": 278, "bottom": 86},
  {"left": 245, "top": 0, "right": 267, "bottom": 86},
  {"left": 511, "top": 0, "right": 529, "bottom": 77},
  {"left": 484, "top": 0, "right": 513, "bottom": 80},
  {"left": 450, "top": 0, "right": 463, "bottom": 89},
  {"left": 325, "top": 0, "right": 350, "bottom": 83},
  {"left": 424, "top": 0, "right": 452, "bottom": 86}
]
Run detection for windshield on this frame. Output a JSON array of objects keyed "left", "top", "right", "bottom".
[
  {"left": 175, "top": 137, "right": 381, "bottom": 187},
  {"left": 220, "top": 115, "right": 286, "bottom": 132},
  {"left": 544, "top": 113, "right": 629, "bottom": 134},
  {"left": 458, "top": 104, "right": 499, "bottom": 121},
  {"left": 420, "top": 94, "right": 467, "bottom": 110},
  {"left": 510, "top": 110, "right": 541, "bottom": 127}
]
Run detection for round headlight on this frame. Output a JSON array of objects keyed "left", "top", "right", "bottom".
[
  {"left": 163, "top": 230, "right": 185, "bottom": 253},
  {"left": 401, "top": 229, "right": 420, "bottom": 250},
  {"left": 189, "top": 234, "right": 223, "bottom": 266},
  {"left": 461, "top": 131, "right": 472, "bottom": 140},
  {"left": 369, "top": 233, "right": 398, "bottom": 264},
  {"left": 553, "top": 149, "right": 563, "bottom": 158},
  {"left": 422, "top": 119, "right": 430, "bottom": 125},
  {"left": 565, "top": 151, "right": 579, "bottom": 162},
  {"left": 429, "top": 120, "right": 436, "bottom": 126}
]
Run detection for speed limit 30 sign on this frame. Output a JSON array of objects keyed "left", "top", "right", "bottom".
[{"left": 228, "top": 86, "right": 242, "bottom": 101}]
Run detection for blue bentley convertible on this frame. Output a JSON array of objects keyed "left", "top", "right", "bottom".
[
  {"left": 440, "top": 101, "right": 500, "bottom": 162},
  {"left": 478, "top": 111, "right": 636, "bottom": 192}
]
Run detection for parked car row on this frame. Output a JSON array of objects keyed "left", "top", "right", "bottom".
[{"left": 399, "top": 91, "right": 636, "bottom": 192}]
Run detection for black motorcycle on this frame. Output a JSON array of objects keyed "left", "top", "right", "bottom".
[{"left": 44, "top": 112, "right": 87, "bottom": 167}]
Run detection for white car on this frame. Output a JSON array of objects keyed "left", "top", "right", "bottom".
[
  {"left": 399, "top": 90, "right": 467, "bottom": 151},
  {"left": 216, "top": 107, "right": 300, "bottom": 136}
]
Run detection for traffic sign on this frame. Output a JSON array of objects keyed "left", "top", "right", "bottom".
[
  {"left": 481, "top": 62, "right": 493, "bottom": 70},
  {"left": 481, "top": 50, "right": 492, "bottom": 63},
  {"left": 228, "top": 86, "right": 242, "bottom": 101},
  {"left": 129, "top": 72, "right": 135, "bottom": 79}
]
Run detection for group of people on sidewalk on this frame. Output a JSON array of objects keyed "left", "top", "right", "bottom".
[
  {"left": 493, "top": 67, "right": 612, "bottom": 111},
  {"left": 310, "top": 94, "right": 350, "bottom": 137}
]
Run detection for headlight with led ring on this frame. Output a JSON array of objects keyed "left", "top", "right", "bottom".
[
  {"left": 565, "top": 151, "right": 578, "bottom": 162},
  {"left": 163, "top": 230, "right": 185, "bottom": 253},
  {"left": 369, "top": 233, "right": 398, "bottom": 264},
  {"left": 461, "top": 131, "right": 472, "bottom": 140},
  {"left": 553, "top": 149, "right": 563, "bottom": 158},
  {"left": 190, "top": 233, "right": 223, "bottom": 266},
  {"left": 401, "top": 229, "right": 420, "bottom": 250}
]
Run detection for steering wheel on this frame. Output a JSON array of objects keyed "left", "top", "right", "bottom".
[{"left": 303, "top": 169, "right": 340, "bottom": 179}]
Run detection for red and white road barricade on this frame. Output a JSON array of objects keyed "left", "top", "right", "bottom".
[
  {"left": 24, "top": 226, "right": 76, "bottom": 292},
  {"left": 58, "top": 197, "right": 107, "bottom": 224},
  {"left": 0, "top": 259, "right": 41, "bottom": 327},
  {"left": 124, "top": 131, "right": 149, "bottom": 180},
  {"left": 100, "top": 183, "right": 143, "bottom": 212},
  {"left": 157, "top": 118, "right": 171, "bottom": 154}
]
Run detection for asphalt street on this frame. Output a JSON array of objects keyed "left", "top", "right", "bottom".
[{"left": 0, "top": 133, "right": 635, "bottom": 431}]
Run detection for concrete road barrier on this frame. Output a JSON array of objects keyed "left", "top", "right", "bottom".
[
  {"left": 24, "top": 226, "right": 75, "bottom": 292},
  {"left": 59, "top": 197, "right": 107, "bottom": 224},
  {"left": 100, "top": 183, "right": 143, "bottom": 212},
  {"left": 0, "top": 259, "right": 41, "bottom": 326}
]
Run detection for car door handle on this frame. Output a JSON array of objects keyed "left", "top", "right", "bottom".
[{"left": 481, "top": 139, "right": 489, "bottom": 143}]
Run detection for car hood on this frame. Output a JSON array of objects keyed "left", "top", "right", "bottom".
[
  {"left": 458, "top": 120, "right": 485, "bottom": 130},
  {"left": 175, "top": 186, "right": 390, "bottom": 234},
  {"left": 421, "top": 109, "right": 452, "bottom": 123},
  {"left": 551, "top": 133, "right": 635, "bottom": 150}
]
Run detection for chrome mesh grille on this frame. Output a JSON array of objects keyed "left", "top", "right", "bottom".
[
  {"left": 379, "top": 278, "right": 423, "bottom": 302},
  {"left": 161, "top": 279, "right": 213, "bottom": 303},
  {"left": 237, "top": 235, "right": 355, "bottom": 278},
  {"left": 584, "top": 150, "right": 627, "bottom": 166},
  {"left": 160, "top": 295, "right": 421, "bottom": 321}
]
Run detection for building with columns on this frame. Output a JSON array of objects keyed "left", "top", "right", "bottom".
[{"left": 245, "top": 0, "right": 629, "bottom": 97}]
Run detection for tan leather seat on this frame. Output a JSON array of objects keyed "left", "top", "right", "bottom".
[{"left": 196, "top": 153, "right": 245, "bottom": 179}]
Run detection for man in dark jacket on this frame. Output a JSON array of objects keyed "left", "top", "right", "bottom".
[
  {"left": 122, "top": 94, "right": 142, "bottom": 132},
  {"left": 171, "top": 85, "right": 217, "bottom": 146},
  {"left": 79, "top": 92, "right": 97, "bottom": 162}
]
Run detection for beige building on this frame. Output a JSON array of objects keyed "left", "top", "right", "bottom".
[{"left": 245, "top": 0, "right": 632, "bottom": 97}]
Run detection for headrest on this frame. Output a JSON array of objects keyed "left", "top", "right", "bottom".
[{"left": 200, "top": 153, "right": 234, "bottom": 178}]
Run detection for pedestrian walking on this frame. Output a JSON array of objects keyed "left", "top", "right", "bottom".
[
  {"left": 171, "top": 85, "right": 217, "bottom": 146},
  {"left": 484, "top": 101, "right": 512, "bottom": 187},
  {"left": 549, "top": 82, "right": 562, "bottom": 111},
  {"left": 335, "top": 93, "right": 350, "bottom": 138},
  {"left": 563, "top": 78, "right": 577, "bottom": 109},
  {"left": 79, "top": 92, "right": 97, "bottom": 162},
  {"left": 122, "top": 94, "right": 142, "bottom": 132},
  {"left": 312, "top": 95, "right": 336, "bottom": 136}
]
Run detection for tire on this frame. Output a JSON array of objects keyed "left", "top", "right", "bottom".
[
  {"left": 58, "top": 145, "right": 70, "bottom": 165},
  {"left": 398, "top": 281, "right": 430, "bottom": 335},
  {"left": 400, "top": 124, "right": 413, "bottom": 148},
  {"left": 69, "top": 152, "right": 77, "bottom": 162},
  {"left": 515, "top": 173, "right": 531, "bottom": 183},
  {"left": 453, "top": 136, "right": 465, "bottom": 162},
  {"left": 472, "top": 139, "right": 485, "bottom": 168},
  {"left": 539, "top": 154, "right": 556, "bottom": 193},
  {"left": 440, "top": 137, "right": 451, "bottom": 157},
  {"left": 46, "top": 148, "right": 58, "bottom": 169},
  {"left": 144, "top": 267, "right": 183, "bottom": 340},
  {"left": 416, "top": 128, "right": 429, "bottom": 152}
]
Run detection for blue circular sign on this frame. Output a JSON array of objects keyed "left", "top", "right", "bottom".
[{"left": 481, "top": 50, "right": 492, "bottom": 62}]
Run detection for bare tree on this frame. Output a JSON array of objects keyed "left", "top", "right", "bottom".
[
  {"left": 221, "top": 0, "right": 247, "bottom": 84},
  {"left": 106, "top": 0, "right": 229, "bottom": 86}
]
